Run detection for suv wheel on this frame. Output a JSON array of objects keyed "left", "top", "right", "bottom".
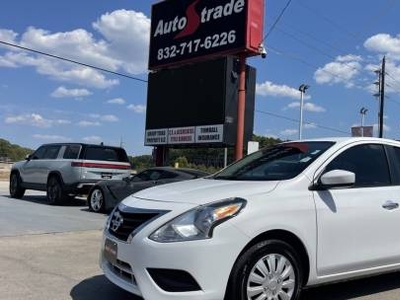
[
  {"left": 226, "top": 240, "right": 303, "bottom": 300},
  {"left": 88, "top": 187, "right": 105, "bottom": 213},
  {"left": 47, "top": 176, "right": 65, "bottom": 205},
  {"left": 9, "top": 172, "right": 25, "bottom": 199}
]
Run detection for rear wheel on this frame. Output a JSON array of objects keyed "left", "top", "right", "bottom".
[
  {"left": 226, "top": 240, "right": 303, "bottom": 300},
  {"left": 88, "top": 187, "right": 105, "bottom": 213},
  {"left": 9, "top": 172, "right": 25, "bottom": 199},
  {"left": 46, "top": 176, "right": 65, "bottom": 205}
]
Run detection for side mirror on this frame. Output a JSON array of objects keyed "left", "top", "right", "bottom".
[
  {"left": 312, "top": 169, "right": 355, "bottom": 190},
  {"left": 25, "top": 154, "right": 31, "bottom": 161}
]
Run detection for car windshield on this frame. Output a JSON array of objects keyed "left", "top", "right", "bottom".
[{"left": 213, "top": 141, "right": 335, "bottom": 181}]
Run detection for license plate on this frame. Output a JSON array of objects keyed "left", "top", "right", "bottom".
[
  {"left": 101, "top": 173, "right": 112, "bottom": 179},
  {"left": 104, "top": 238, "right": 118, "bottom": 265}
]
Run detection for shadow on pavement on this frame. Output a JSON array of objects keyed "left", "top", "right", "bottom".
[
  {"left": 4, "top": 194, "right": 87, "bottom": 207},
  {"left": 70, "top": 275, "right": 143, "bottom": 300},
  {"left": 301, "top": 271, "right": 400, "bottom": 299}
]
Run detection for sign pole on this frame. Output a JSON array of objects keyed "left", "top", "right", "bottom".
[{"left": 235, "top": 54, "right": 246, "bottom": 161}]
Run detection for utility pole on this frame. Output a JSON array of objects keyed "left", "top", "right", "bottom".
[{"left": 375, "top": 56, "right": 386, "bottom": 138}]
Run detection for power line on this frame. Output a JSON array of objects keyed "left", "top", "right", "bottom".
[
  {"left": 261, "top": 0, "right": 293, "bottom": 43},
  {"left": 0, "top": 40, "right": 148, "bottom": 83},
  {"left": 255, "top": 109, "right": 351, "bottom": 135}
]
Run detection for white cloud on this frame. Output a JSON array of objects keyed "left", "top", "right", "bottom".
[
  {"left": 107, "top": 97, "right": 126, "bottom": 105},
  {"left": 314, "top": 55, "right": 362, "bottom": 87},
  {"left": 51, "top": 86, "right": 92, "bottom": 98},
  {"left": 0, "top": 29, "right": 18, "bottom": 43},
  {"left": 101, "top": 114, "right": 119, "bottom": 122},
  {"left": 304, "top": 123, "right": 317, "bottom": 129},
  {"left": 78, "top": 120, "right": 101, "bottom": 127},
  {"left": 280, "top": 129, "right": 298, "bottom": 136},
  {"left": 364, "top": 34, "right": 400, "bottom": 59},
  {"left": 82, "top": 136, "right": 103, "bottom": 143},
  {"left": 92, "top": 9, "right": 150, "bottom": 74},
  {"left": 127, "top": 104, "right": 146, "bottom": 113},
  {"left": 0, "top": 9, "right": 150, "bottom": 88},
  {"left": 33, "top": 134, "right": 72, "bottom": 141},
  {"left": 4, "top": 113, "right": 60, "bottom": 128},
  {"left": 287, "top": 102, "right": 326, "bottom": 112},
  {"left": 87, "top": 114, "right": 119, "bottom": 122},
  {"left": 256, "top": 81, "right": 311, "bottom": 100}
]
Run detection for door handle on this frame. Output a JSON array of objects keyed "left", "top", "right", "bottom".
[{"left": 382, "top": 201, "right": 399, "bottom": 210}]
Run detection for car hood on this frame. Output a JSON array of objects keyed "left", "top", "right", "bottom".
[{"left": 123, "top": 178, "right": 279, "bottom": 206}]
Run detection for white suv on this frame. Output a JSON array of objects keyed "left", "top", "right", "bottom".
[
  {"left": 9, "top": 143, "right": 131, "bottom": 204},
  {"left": 100, "top": 137, "right": 400, "bottom": 300}
]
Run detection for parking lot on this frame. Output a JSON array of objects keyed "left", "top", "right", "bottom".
[{"left": 1, "top": 181, "right": 400, "bottom": 300}]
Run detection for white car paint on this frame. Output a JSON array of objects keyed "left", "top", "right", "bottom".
[{"left": 100, "top": 137, "right": 400, "bottom": 300}]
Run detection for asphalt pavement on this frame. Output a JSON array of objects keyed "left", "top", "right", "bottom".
[{"left": 0, "top": 181, "right": 400, "bottom": 300}]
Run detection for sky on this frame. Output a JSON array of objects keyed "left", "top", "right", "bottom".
[{"left": 1, "top": 0, "right": 400, "bottom": 156}]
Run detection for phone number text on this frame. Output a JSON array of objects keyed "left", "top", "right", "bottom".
[{"left": 157, "top": 30, "right": 237, "bottom": 61}]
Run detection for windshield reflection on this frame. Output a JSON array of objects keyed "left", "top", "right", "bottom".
[{"left": 213, "top": 141, "right": 334, "bottom": 181}]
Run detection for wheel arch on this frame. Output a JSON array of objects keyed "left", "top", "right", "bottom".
[
  {"left": 235, "top": 229, "right": 310, "bottom": 286},
  {"left": 47, "top": 171, "right": 64, "bottom": 186}
]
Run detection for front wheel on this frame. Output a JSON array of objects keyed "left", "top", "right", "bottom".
[
  {"left": 9, "top": 172, "right": 25, "bottom": 199},
  {"left": 88, "top": 187, "right": 105, "bottom": 213},
  {"left": 226, "top": 240, "right": 303, "bottom": 300}
]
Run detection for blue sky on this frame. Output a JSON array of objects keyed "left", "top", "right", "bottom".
[{"left": 1, "top": 0, "right": 399, "bottom": 156}]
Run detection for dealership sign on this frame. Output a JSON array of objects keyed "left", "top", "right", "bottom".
[
  {"left": 145, "top": 124, "right": 224, "bottom": 145},
  {"left": 148, "top": 0, "right": 264, "bottom": 70}
]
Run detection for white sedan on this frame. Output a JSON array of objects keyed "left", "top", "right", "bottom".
[{"left": 100, "top": 137, "right": 400, "bottom": 300}]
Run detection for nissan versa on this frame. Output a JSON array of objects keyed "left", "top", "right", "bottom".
[{"left": 100, "top": 137, "right": 400, "bottom": 300}]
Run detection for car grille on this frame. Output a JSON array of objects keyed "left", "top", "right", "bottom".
[
  {"left": 108, "top": 206, "right": 169, "bottom": 242},
  {"left": 106, "top": 259, "right": 137, "bottom": 286}
]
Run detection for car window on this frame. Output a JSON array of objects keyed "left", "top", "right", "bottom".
[
  {"left": 63, "top": 145, "right": 81, "bottom": 159},
  {"left": 31, "top": 146, "right": 47, "bottom": 160},
  {"left": 159, "top": 170, "right": 179, "bottom": 179},
  {"left": 43, "top": 145, "right": 61, "bottom": 159},
  {"left": 387, "top": 145, "right": 400, "bottom": 185},
  {"left": 214, "top": 141, "right": 334, "bottom": 181},
  {"left": 84, "top": 146, "right": 129, "bottom": 162},
  {"left": 325, "top": 144, "right": 390, "bottom": 187}
]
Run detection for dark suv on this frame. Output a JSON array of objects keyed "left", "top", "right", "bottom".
[{"left": 9, "top": 143, "right": 131, "bottom": 204}]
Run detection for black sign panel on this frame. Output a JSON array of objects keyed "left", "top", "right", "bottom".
[
  {"left": 145, "top": 57, "right": 255, "bottom": 146},
  {"left": 149, "top": 0, "right": 247, "bottom": 70}
]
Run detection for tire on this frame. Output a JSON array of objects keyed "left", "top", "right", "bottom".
[
  {"left": 46, "top": 176, "right": 65, "bottom": 205},
  {"left": 226, "top": 239, "right": 303, "bottom": 300},
  {"left": 9, "top": 172, "right": 25, "bottom": 199},
  {"left": 88, "top": 187, "right": 105, "bottom": 213}
]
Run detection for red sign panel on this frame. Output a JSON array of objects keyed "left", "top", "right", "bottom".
[{"left": 148, "top": 0, "right": 264, "bottom": 70}]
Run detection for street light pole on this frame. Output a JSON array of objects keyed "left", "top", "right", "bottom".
[
  {"left": 360, "top": 107, "right": 368, "bottom": 137},
  {"left": 298, "top": 84, "right": 309, "bottom": 140}
]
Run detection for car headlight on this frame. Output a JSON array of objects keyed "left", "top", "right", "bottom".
[{"left": 149, "top": 198, "right": 246, "bottom": 243}]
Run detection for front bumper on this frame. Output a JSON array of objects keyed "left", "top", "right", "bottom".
[{"left": 100, "top": 202, "right": 250, "bottom": 300}]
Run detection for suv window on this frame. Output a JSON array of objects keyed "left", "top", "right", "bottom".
[
  {"left": 325, "top": 144, "right": 390, "bottom": 187},
  {"left": 63, "top": 145, "right": 81, "bottom": 159},
  {"left": 31, "top": 146, "right": 47, "bottom": 159},
  {"left": 84, "top": 146, "right": 129, "bottom": 162},
  {"left": 43, "top": 145, "right": 61, "bottom": 159}
]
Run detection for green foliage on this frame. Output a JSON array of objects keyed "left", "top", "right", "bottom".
[
  {"left": 129, "top": 155, "right": 154, "bottom": 171},
  {"left": 0, "top": 138, "right": 32, "bottom": 161},
  {"left": 251, "top": 134, "right": 282, "bottom": 149},
  {"left": 174, "top": 156, "right": 189, "bottom": 168}
]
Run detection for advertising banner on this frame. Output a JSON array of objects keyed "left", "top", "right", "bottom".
[{"left": 149, "top": 0, "right": 264, "bottom": 69}]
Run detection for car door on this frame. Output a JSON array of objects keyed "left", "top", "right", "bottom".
[
  {"left": 20, "top": 145, "right": 47, "bottom": 184},
  {"left": 313, "top": 143, "right": 400, "bottom": 276}
]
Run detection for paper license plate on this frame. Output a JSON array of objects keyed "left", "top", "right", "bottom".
[
  {"left": 104, "top": 238, "right": 118, "bottom": 265},
  {"left": 101, "top": 173, "right": 112, "bottom": 179}
]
